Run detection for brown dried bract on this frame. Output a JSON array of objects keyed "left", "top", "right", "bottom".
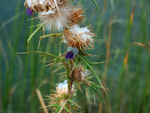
[
  {"left": 24, "top": 0, "right": 68, "bottom": 12},
  {"left": 68, "top": 7, "right": 85, "bottom": 26},
  {"left": 74, "top": 68, "right": 82, "bottom": 82},
  {"left": 64, "top": 28, "right": 95, "bottom": 50}
]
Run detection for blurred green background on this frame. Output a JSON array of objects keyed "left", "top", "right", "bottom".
[{"left": 0, "top": 0, "right": 150, "bottom": 113}]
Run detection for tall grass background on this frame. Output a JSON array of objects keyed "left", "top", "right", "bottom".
[{"left": 0, "top": 0, "right": 150, "bottom": 113}]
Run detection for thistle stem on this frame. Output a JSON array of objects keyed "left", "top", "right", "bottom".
[
  {"left": 67, "top": 60, "right": 74, "bottom": 111},
  {"left": 68, "top": 77, "right": 74, "bottom": 95},
  {"left": 68, "top": 60, "right": 74, "bottom": 94}
]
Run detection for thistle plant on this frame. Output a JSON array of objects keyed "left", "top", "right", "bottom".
[{"left": 24, "top": 0, "right": 107, "bottom": 112}]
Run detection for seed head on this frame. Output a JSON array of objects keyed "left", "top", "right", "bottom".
[
  {"left": 38, "top": 1, "right": 74, "bottom": 31},
  {"left": 64, "top": 24, "right": 95, "bottom": 50},
  {"left": 25, "top": 0, "right": 85, "bottom": 31},
  {"left": 56, "top": 80, "right": 68, "bottom": 96},
  {"left": 74, "top": 68, "right": 89, "bottom": 82},
  {"left": 50, "top": 80, "right": 75, "bottom": 101},
  {"left": 68, "top": 7, "right": 85, "bottom": 26},
  {"left": 48, "top": 80, "right": 75, "bottom": 108},
  {"left": 24, "top": 0, "right": 56, "bottom": 12}
]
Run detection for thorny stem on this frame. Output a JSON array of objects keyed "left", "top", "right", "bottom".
[
  {"left": 68, "top": 60, "right": 74, "bottom": 95},
  {"left": 18, "top": 51, "right": 69, "bottom": 70},
  {"left": 67, "top": 60, "right": 74, "bottom": 111}
]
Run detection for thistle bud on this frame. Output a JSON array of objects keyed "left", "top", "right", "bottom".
[
  {"left": 65, "top": 47, "right": 78, "bottom": 60},
  {"left": 26, "top": 8, "right": 35, "bottom": 17},
  {"left": 74, "top": 68, "right": 89, "bottom": 82}
]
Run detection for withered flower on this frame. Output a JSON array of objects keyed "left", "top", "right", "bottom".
[
  {"left": 64, "top": 24, "right": 95, "bottom": 50},
  {"left": 24, "top": 0, "right": 56, "bottom": 12},
  {"left": 74, "top": 67, "right": 89, "bottom": 82},
  {"left": 68, "top": 7, "right": 85, "bottom": 26},
  {"left": 38, "top": 0, "right": 74, "bottom": 31}
]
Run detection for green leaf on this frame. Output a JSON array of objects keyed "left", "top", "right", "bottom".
[
  {"left": 55, "top": 97, "right": 64, "bottom": 101},
  {"left": 59, "top": 43, "right": 62, "bottom": 56},
  {"left": 18, "top": 51, "right": 57, "bottom": 58},
  {"left": 18, "top": 51, "right": 66, "bottom": 63},
  {"left": 64, "top": 106, "right": 71, "bottom": 113},
  {"left": 54, "top": 106, "right": 61, "bottom": 113},
  {"left": 91, "top": 83, "right": 103, "bottom": 89},
  {"left": 84, "top": 64, "right": 88, "bottom": 71},
  {"left": 90, "top": 61, "right": 104, "bottom": 65},
  {"left": 53, "top": 56, "right": 65, "bottom": 65},
  {"left": 91, "top": 0, "right": 98, "bottom": 10},
  {"left": 27, "top": 25, "right": 43, "bottom": 50},
  {"left": 40, "top": 33, "right": 63, "bottom": 39},
  {"left": 78, "top": 55, "right": 102, "bottom": 85},
  {"left": 27, "top": 25, "right": 42, "bottom": 43},
  {"left": 68, "top": 99, "right": 81, "bottom": 109},
  {"left": 87, "top": 76, "right": 93, "bottom": 80},
  {"left": 90, "top": 84, "right": 106, "bottom": 106},
  {"left": 49, "top": 104, "right": 59, "bottom": 107}
]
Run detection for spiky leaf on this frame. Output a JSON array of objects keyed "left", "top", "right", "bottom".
[
  {"left": 64, "top": 106, "right": 71, "bottom": 113},
  {"left": 91, "top": 83, "right": 106, "bottom": 106},
  {"left": 78, "top": 55, "right": 102, "bottom": 85},
  {"left": 54, "top": 106, "right": 61, "bottom": 113}
]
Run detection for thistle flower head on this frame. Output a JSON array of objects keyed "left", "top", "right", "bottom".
[
  {"left": 56, "top": 80, "right": 68, "bottom": 95},
  {"left": 24, "top": 0, "right": 85, "bottom": 31},
  {"left": 64, "top": 24, "right": 95, "bottom": 50},
  {"left": 48, "top": 80, "right": 76, "bottom": 108},
  {"left": 68, "top": 7, "right": 85, "bottom": 26},
  {"left": 67, "top": 47, "right": 78, "bottom": 55},
  {"left": 38, "top": 1, "right": 74, "bottom": 31},
  {"left": 65, "top": 51, "right": 74, "bottom": 60},
  {"left": 65, "top": 47, "right": 78, "bottom": 60},
  {"left": 47, "top": 80, "right": 77, "bottom": 112},
  {"left": 26, "top": 8, "right": 35, "bottom": 17},
  {"left": 24, "top": 0, "right": 56, "bottom": 12}
]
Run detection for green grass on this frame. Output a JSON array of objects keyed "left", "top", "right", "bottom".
[{"left": 0, "top": 0, "right": 150, "bottom": 113}]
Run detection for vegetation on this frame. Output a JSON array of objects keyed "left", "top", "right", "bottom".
[{"left": 0, "top": 0, "right": 150, "bottom": 113}]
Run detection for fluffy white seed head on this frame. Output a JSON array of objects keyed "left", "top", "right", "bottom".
[
  {"left": 26, "top": 0, "right": 44, "bottom": 7},
  {"left": 25, "top": 0, "right": 85, "bottom": 31},
  {"left": 25, "top": 0, "right": 51, "bottom": 10},
  {"left": 56, "top": 80, "right": 68, "bottom": 95},
  {"left": 24, "top": 0, "right": 68, "bottom": 12},
  {"left": 38, "top": 2, "right": 73, "bottom": 31},
  {"left": 69, "top": 25, "right": 93, "bottom": 42},
  {"left": 64, "top": 24, "right": 95, "bottom": 50}
]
